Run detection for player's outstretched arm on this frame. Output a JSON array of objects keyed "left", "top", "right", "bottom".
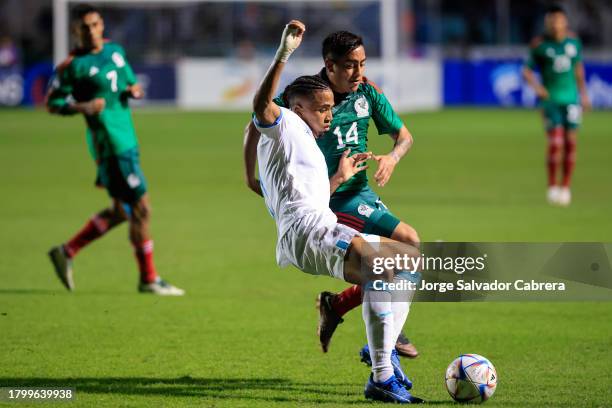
[
  {"left": 47, "top": 91, "right": 106, "bottom": 116},
  {"left": 373, "top": 125, "right": 413, "bottom": 187},
  {"left": 253, "top": 20, "right": 305, "bottom": 125},
  {"left": 48, "top": 98, "right": 106, "bottom": 116},
  {"left": 243, "top": 120, "right": 263, "bottom": 196},
  {"left": 46, "top": 59, "right": 106, "bottom": 117},
  {"left": 46, "top": 76, "right": 106, "bottom": 117}
]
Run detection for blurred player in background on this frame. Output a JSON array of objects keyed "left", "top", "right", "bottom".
[
  {"left": 253, "top": 20, "right": 423, "bottom": 403},
  {"left": 244, "top": 31, "right": 420, "bottom": 357},
  {"left": 45, "top": 4, "right": 184, "bottom": 295},
  {"left": 523, "top": 4, "right": 591, "bottom": 207}
]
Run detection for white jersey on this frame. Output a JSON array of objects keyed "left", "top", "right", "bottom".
[{"left": 254, "top": 107, "right": 338, "bottom": 266}]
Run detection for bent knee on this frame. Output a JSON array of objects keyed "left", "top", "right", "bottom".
[
  {"left": 108, "top": 203, "right": 129, "bottom": 223},
  {"left": 131, "top": 200, "right": 151, "bottom": 222}
]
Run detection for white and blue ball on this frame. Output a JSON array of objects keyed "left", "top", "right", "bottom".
[{"left": 445, "top": 354, "right": 497, "bottom": 403}]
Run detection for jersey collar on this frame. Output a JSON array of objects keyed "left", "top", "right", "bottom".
[{"left": 318, "top": 67, "right": 353, "bottom": 105}]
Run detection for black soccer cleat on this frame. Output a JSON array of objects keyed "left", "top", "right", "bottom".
[
  {"left": 396, "top": 332, "right": 420, "bottom": 359},
  {"left": 48, "top": 245, "right": 74, "bottom": 291},
  {"left": 316, "top": 291, "right": 344, "bottom": 353}
]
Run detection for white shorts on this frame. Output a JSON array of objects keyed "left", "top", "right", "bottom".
[{"left": 277, "top": 220, "right": 360, "bottom": 280}]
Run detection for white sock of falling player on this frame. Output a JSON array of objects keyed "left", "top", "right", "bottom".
[
  {"left": 391, "top": 272, "right": 415, "bottom": 341},
  {"left": 362, "top": 287, "right": 395, "bottom": 383}
]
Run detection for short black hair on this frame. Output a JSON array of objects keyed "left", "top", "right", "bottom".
[
  {"left": 322, "top": 31, "right": 363, "bottom": 60},
  {"left": 283, "top": 75, "right": 331, "bottom": 107},
  {"left": 545, "top": 4, "right": 566, "bottom": 15},
  {"left": 72, "top": 4, "right": 101, "bottom": 21}
]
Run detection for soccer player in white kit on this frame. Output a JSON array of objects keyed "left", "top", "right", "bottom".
[{"left": 252, "top": 20, "right": 424, "bottom": 404}]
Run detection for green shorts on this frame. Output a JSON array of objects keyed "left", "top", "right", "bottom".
[
  {"left": 541, "top": 101, "right": 582, "bottom": 130},
  {"left": 330, "top": 186, "right": 401, "bottom": 238},
  {"left": 96, "top": 148, "right": 147, "bottom": 203}
]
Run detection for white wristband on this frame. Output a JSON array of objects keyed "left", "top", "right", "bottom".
[{"left": 274, "top": 24, "right": 303, "bottom": 63}]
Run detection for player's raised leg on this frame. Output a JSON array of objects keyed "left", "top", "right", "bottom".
[
  {"left": 317, "top": 286, "right": 359, "bottom": 351},
  {"left": 318, "top": 220, "right": 420, "bottom": 357},
  {"left": 49, "top": 199, "right": 128, "bottom": 291}
]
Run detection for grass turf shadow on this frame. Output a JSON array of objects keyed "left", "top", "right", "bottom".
[{"left": 0, "top": 376, "right": 372, "bottom": 404}]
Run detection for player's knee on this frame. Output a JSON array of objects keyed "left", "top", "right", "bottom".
[
  {"left": 548, "top": 148, "right": 562, "bottom": 163},
  {"left": 132, "top": 201, "right": 151, "bottom": 223},
  {"left": 548, "top": 135, "right": 563, "bottom": 148},
  {"left": 113, "top": 210, "right": 128, "bottom": 224},
  {"left": 141, "top": 203, "right": 151, "bottom": 220},
  {"left": 106, "top": 205, "right": 127, "bottom": 224}
]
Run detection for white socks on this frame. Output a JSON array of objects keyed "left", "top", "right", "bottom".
[
  {"left": 362, "top": 272, "right": 415, "bottom": 383},
  {"left": 392, "top": 272, "right": 414, "bottom": 340},
  {"left": 362, "top": 288, "right": 395, "bottom": 382}
]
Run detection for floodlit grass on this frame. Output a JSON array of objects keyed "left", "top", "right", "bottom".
[{"left": 1, "top": 108, "right": 611, "bottom": 406}]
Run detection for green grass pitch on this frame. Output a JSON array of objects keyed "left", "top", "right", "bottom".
[{"left": 1, "top": 108, "right": 611, "bottom": 407}]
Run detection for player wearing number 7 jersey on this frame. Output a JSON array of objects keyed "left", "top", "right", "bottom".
[
  {"left": 244, "top": 31, "right": 420, "bottom": 356},
  {"left": 45, "top": 4, "right": 184, "bottom": 296}
]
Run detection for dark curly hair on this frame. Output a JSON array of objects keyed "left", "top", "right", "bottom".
[{"left": 282, "top": 75, "right": 331, "bottom": 107}]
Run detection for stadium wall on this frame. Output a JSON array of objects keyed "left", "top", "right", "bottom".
[
  {"left": 0, "top": 63, "right": 176, "bottom": 107},
  {"left": 444, "top": 59, "right": 612, "bottom": 109},
  {"left": 176, "top": 58, "right": 441, "bottom": 111},
  {"left": 3, "top": 59, "right": 612, "bottom": 110}
]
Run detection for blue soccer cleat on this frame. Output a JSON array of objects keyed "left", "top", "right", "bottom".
[
  {"left": 360, "top": 344, "right": 413, "bottom": 390},
  {"left": 364, "top": 374, "right": 424, "bottom": 404}
]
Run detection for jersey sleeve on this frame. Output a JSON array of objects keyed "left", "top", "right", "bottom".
[
  {"left": 253, "top": 107, "right": 285, "bottom": 139},
  {"left": 574, "top": 38, "right": 583, "bottom": 63},
  {"left": 273, "top": 93, "right": 287, "bottom": 108},
  {"left": 46, "top": 58, "right": 76, "bottom": 115},
  {"left": 116, "top": 45, "right": 137, "bottom": 85},
  {"left": 363, "top": 83, "right": 404, "bottom": 135}
]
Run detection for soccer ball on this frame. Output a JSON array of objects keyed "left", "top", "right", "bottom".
[{"left": 445, "top": 354, "right": 497, "bottom": 403}]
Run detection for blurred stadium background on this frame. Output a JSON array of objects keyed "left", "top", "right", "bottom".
[{"left": 1, "top": 0, "right": 612, "bottom": 110}]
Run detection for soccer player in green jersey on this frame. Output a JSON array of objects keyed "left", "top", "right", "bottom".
[
  {"left": 244, "top": 31, "right": 420, "bottom": 356},
  {"left": 523, "top": 5, "right": 590, "bottom": 207},
  {"left": 45, "top": 4, "right": 184, "bottom": 295}
]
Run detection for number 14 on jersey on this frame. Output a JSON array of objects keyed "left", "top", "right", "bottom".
[{"left": 334, "top": 122, "right": 359, "bottom": 149}]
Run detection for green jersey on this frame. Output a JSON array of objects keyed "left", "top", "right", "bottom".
[
  {"left": 526, "top": 34, "right": 582, "bottom": 105},
  {"left": 275, "top": 69, "right": 404, "bottom": 193},
  {"left": 47, "top": 42, "right": 139, "bottom": 160}
]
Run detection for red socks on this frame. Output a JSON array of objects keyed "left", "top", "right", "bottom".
[
  {"left": 562, "top": 133, "right": 576, "bottom": 187},
  {"left": 64, "top": 215, "right": 109, "bottom": 258},
  {"left": 331, "top": 285, "right": 363, "bottom": 317},
  {"left": 133, "top": 240, "right": 158, "bottom": 284},
  {"left": 546, "top": 127, "right": 564, "bottom": 187},
  {"left": 63, "top": 214, "right": 158, "bottom": 284}
]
